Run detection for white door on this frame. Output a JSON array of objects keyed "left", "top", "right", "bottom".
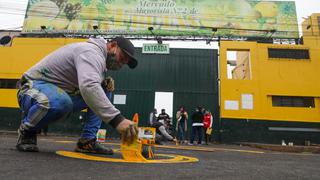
[{"left": 154, "top": 92, "right": 173, "bottom": 117}]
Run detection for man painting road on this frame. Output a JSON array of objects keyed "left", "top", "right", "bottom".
[{"left": 16, "top": 37, "right": 138, "bottom": 155}]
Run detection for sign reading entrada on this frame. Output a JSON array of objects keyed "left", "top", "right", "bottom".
[{"left": 142, "top": 43, "right": 170, "bottom": 54}]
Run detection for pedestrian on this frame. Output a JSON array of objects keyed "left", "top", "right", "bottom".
[
  {"left": 176, "top": 106, "right": 188, "bottom": 144},
  {"left": 157, "top": 109, "right": 170, "bottom": 125},
  {"left": 189, "top": 106, "right": 204, "bottom": 145},
  {"left": 16, "top": 36, "right": 139, "bottom": 154},
  {"left": 149, "top": 108, "right": 158, "bottom": 127},
  {"left": 203, "top": 110, "right": 213, "bottom": 145}
]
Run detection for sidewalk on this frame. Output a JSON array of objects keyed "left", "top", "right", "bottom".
[{"left": 240, "top": 142, "right": 320, "bottom": 154}]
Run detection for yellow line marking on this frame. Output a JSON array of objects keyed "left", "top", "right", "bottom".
[
  {"left": 158, "top": 145, "right": 265, "bottom": 154},
  {"left": 56, "top": 151, "right": 199, "bottom": 164},
  {"left": 55, "top": 140, "right": 264, "bottom": 154}
]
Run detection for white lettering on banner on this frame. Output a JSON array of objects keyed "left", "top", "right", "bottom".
[
  {"left": 136, "top": 0, "right": 198, "bottom": 16},
  {"left": 138, "top": 0, "right": 176, "bottom": 14}
]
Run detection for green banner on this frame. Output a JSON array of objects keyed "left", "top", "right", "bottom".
[{"left": 22, "top": 0, "right": 299, "bottom": 38}]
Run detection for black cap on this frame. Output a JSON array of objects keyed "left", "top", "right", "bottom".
[{"left": 111, "top": 36, "right": 138, "bottom": 69}]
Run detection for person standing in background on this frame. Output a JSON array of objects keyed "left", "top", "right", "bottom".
[
  {"left": 189, "top": 106, "right": 204, "bottom": 145},
  {"left": 176, "top": 106, "right": 188, "bottom": 144},
  {"left": 203, "top": 109, "right": 213, "bottom": 145},
  {"left": 149, "top": 108, "right": 158, "bottom": 127},
  {"left": 158, "top": 109, "right": 170, "bottom": 125}
]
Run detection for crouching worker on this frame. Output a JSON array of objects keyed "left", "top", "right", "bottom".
[
  {"left": 16, "top": 37, "right": 139, "bottom": 155},
  {"left": 152, "top": 122, "right": 176, "bottom": 145}
]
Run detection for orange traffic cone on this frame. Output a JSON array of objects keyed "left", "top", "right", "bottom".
[{"left": 132, "top": 113, "right": 139, "bottom": 125}]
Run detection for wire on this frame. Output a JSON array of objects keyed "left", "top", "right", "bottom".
[
  {"left": 0, "top": 8, "right": 307, "bottom": 29},
  {"left": 6, "top": 10, "right": 303, "bottom": 28},
  {"left": 0, "top": 13, "right": 310, "bottom": 30}
]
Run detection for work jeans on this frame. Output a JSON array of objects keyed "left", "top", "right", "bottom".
[
  {"left": 17, "top": 79, "right": 111, "bottom": 139},
  {"left": 190, "top": 126, "right": 203, "bottom": 144}
]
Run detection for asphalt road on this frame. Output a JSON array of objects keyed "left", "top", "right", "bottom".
[{"left": 0, "top": 134, "right": 319, "bottom": 180}]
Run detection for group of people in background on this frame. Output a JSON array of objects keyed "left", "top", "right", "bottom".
[
  {"left": 150, "top": 106, "right": 213, "bottom": 145},
  {"left": 176, "top": 106, "right": 213, "bottom": 145}
]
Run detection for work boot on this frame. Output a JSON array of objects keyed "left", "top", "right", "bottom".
[
  {"left": 16, "top": 127, "right": 39, "bottom": 152},
  {"left": 75, "top": 138, "right": 114, "bottom": 155}
]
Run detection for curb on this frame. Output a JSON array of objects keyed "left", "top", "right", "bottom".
[
  {"left": 0, "top": 130, "right": 17, "bottom": 135},
  {"left": 240, "top": 142, "right": 320, "bottom": 154}
]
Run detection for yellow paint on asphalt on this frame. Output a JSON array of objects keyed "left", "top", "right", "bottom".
[{"left": 56, "top": 151, "right": 199, "bottom": 164}]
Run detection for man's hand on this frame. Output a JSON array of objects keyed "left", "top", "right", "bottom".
[{"left": 116, "top": 119, "right": 138, "bottom": 145}]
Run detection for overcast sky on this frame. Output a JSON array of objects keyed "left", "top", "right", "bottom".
[{"left": 0, "top": 0, "right": 319, "bottom": 48}]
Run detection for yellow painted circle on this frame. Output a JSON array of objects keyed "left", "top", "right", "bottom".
[{"left": 56, "top": 151, "right": 199, "bottom": 164}]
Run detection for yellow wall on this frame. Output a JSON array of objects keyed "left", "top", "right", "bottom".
[
  {"left": 0, "top": 89, "right": 19, "bottom": 108},
  {"left": 220, "top": 40, "right": 320, "bottom": 123},
  {"left": 0, "top": 37, "right": 86, "bottom": 108},
  {"left": 0, "top": 37, "right": 85, "bottom": 79}
]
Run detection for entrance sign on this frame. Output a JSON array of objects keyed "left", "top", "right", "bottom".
[
  {"left": 23, "top": 0, "right": 298, "bottom": 38},
  {"left": 143, "top": 44, "right": 170, "bottom": 54}
]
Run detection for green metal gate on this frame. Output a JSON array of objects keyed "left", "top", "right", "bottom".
[{"left": 105, "top": 47, "right": 219, "bottom": 138}]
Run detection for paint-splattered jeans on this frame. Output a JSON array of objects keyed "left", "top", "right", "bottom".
[{"left": 17, "top": 79, "right": 112, "bottom": 139}]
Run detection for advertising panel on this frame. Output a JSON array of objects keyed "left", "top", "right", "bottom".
[{"left": 23, "top": 0, "right": 298, "bottom": 38}]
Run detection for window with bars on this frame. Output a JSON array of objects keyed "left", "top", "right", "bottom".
[
  {"left": 272, "top": 96, "right": 315, "bottom": 108},
  {"left": 268, "top": 48, "right": 310, "bottom": 59}
]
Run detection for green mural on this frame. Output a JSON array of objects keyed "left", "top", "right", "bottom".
[{"left": 23, "top": 0, "right": 299, "bottom": 38}]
